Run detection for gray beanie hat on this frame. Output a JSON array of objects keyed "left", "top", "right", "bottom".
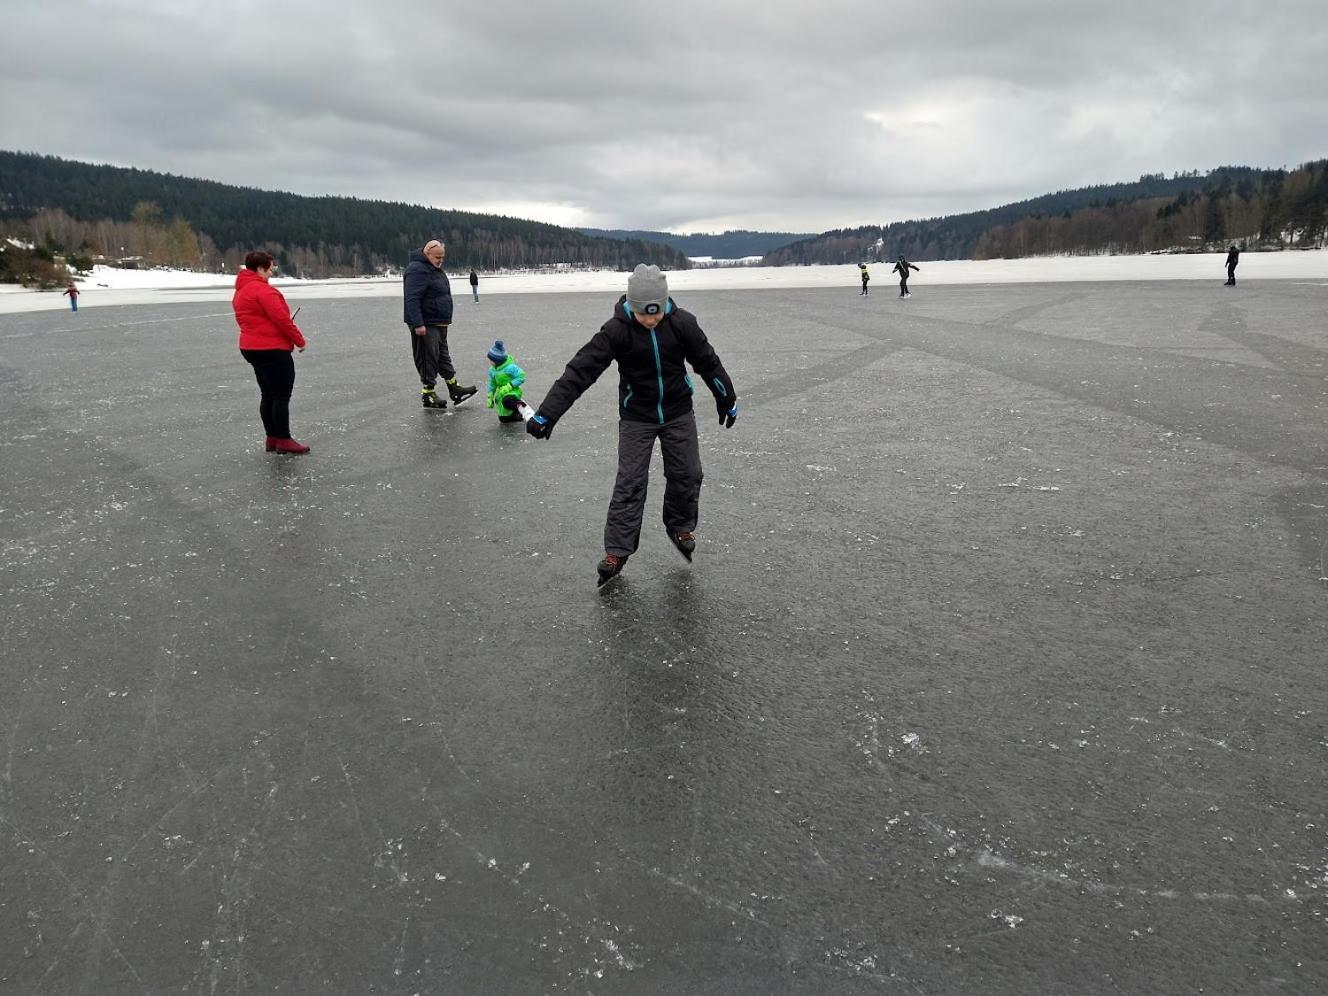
[{"left": 627, "top": 263, "right": 669, "bottom": 315}]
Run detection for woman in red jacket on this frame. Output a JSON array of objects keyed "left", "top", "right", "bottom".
[{"left": 232, "top": 251, "right": 309, "bottom": 454}]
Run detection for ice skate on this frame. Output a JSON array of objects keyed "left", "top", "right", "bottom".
[
  {"left": 447, "top": 379, "right": 478, "bottom": 405},
  {"left": 421, "top": 386, "right": 447, "bottom": 409},
  {"left": 668, "top": 530, "right": 695, "bottom": 562},
  {"left": 597, "top": 553, "right": 628, "bottom": 586}
]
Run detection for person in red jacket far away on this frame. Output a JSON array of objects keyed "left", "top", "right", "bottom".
[{"left": 232, "top": 250, "right": 310, "bottom": 454}]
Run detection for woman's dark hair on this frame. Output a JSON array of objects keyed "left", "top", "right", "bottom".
[{"left": 244, "top": 250, "right": 276, "bottom": 271}]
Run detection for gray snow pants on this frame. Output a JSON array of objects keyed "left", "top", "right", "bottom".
[
  {"left": 409, "top": 323, "right": 455, "bottom": 386},
  {"left": 605, "top": 412, "right": 703, "bottom": 557}
]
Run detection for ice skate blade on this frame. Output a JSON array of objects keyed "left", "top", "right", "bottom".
[{"left": 667, "top": 535, "right": 695, "bottom": 563}]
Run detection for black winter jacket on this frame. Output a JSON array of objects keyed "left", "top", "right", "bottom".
[
  {"left": 535, "top": 296, "right": 736, "bottom": 427},
  {"left": 402, "top": 249, "right": 453, "bottom": 327}
]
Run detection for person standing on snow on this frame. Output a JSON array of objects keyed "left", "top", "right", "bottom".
[
  {"left": 524, "top": 264, "right": 738, "bottom": 585},
  {"left": 1224, "top": 245, "right": 1240, "bottom": 286},
  {"left": 402, "top": 239, "right": 477, "bottom": 409},
  {"left": 892, "top": 256, "right": 920, "bottom": 297},
  {"left": 858, "top": 262, "right": 870, "bottom": 295}
]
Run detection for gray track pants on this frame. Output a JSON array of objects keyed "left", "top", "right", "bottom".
[
  {"left": 408, "top": 323, "right": 455, "bottom": 386},
  {"left": 605, "top": 412, "right": 703, "bottom": 557}
]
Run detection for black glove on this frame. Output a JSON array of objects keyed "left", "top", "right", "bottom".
[
  {"left": 526, "top": 412, "right": 553, "bottom": 439},
  {"left": 716, "top": 397, "right": 737, "bottom": 429}
]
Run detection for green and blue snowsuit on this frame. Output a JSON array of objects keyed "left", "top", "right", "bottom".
[{"left": 486, "top": 355, "right": 526, "bottom": 421}]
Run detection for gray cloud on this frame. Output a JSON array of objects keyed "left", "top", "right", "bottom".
[{"left": 3, "top": 0, "right": 1324, "bottom": 233}]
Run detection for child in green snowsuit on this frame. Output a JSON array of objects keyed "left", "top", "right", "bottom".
[{"left": 485, "top": 340, "right": 526, "bottom": 423}]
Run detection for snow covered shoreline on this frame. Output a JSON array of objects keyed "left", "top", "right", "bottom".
[{"left": 1, "top": 252, "right": 1322, "bottom": 315}]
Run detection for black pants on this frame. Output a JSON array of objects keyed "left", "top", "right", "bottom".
[
  {"left": 861, "top": 279, "right": 869, "bottom": 295},
  {"left": 409, "top": 324, "right": 455, "bottom": 386},
  {"left": 899, "top": 276, "right": 909, "bottom": 296},
  {"left": 604, "top": 412, "right": 703, "bottom": 556},
  {"left": 1226, "top": 265, "right": 1237, "bottom": 286},
  {"left": 241, "top": 348, "right": 295, "bottom": 438}
]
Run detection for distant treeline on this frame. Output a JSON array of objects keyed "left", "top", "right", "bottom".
[
  {"left": 578, "top": 228, "right": 813, "bottom": 259},
  {"left": 972, "top": 164, "right": 1328, "bottom": 258},
  {"left": 0, "top": 150, "right": 690, "bottom": 280},
  {"left": 763, "top": 164, "right": 1328, "bottom": 264}
]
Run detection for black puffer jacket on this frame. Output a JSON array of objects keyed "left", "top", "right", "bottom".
[
  {"left": 402, "top": 249, "right": 453, "bottom": 327},
  {"left": 536, "top": 296, "right": 736, "bottom": 427}
]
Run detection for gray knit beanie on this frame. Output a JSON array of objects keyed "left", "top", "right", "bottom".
[{"left": 627, "top": 264, "right": 669, "bottom": 315}]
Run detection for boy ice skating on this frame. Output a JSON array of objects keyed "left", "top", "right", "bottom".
[
  {"left": 485, "top": 340, "right": 526, "bottom": 423},
  {"left": 525, "top": 264, "right": 738, "bottom": 585},
  {"left": 858, "top": 262, "right": 870, "bottom": 295}
]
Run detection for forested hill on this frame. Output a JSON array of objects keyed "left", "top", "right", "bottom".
[
  {"left": 578, "top": 228, "right": 813, "bottom": 259},
  {"left": 0, "top": 151, "right": 690, "bottom": 277},
  {"left": 763, "top": 163, "right": 1328, "bottom": 264}
]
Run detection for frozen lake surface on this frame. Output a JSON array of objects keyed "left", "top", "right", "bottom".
[{"left": 2, "top": 279, "right": 1327, "bottom": 991}]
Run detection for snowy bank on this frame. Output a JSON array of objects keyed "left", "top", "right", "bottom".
[{"left": 1, "top": 252, "right": 1322, "bottom": 315}]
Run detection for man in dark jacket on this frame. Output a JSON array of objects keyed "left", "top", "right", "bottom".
[
  {"left": 525, "top": 264, "right": 738, "bottom": 584},
  {"left": 1224, "top": 245, "right": 1240, "bottom": 286},
  {"left": 892, "top": 256, "right": 920, "bottom": 297},
  {"left": 403, "top": 239, "right": 476, "bottom": 408}
]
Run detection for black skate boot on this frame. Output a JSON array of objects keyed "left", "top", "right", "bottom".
[
  {"left": 668, "top": 530, "right": 696, "bottom": 562},
  {"left": 597, "top": 553, "right": 628, "bottom": 587},
  {"left": 446, "top": 379, "right": 478, "bottom": 405},
  {"left": 421, "top": 386, "right": 447, "bottom": 409}
]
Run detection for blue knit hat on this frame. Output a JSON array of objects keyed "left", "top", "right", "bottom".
[{"left": 487, "top": 340, "right": 508, "bottom": 362}]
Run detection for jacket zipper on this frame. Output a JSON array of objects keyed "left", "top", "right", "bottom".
[{"left": 650, "top": 329, "right": 665, "bottom": 424}]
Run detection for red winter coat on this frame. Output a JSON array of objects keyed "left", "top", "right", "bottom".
[{"left": 232, "top": 268, "right": 306, "bottom": 351}]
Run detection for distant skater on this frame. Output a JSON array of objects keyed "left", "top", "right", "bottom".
[
  {"left": 232, "top": 251, "right": 310, "bottom": 454},
  {"left": 469, "top": 268, "right": 480, "bottom": 303},
  {"left": 892, "top": 256, "right": 920, "bottom": 297},
  {"left": 485, "top": 339, "right": 526, "bottom": 423},
  {"left": 523, "top": 264, "right": 738, "bottom": 585},
  {"left": 402, "top": 239, "right": 477, "bottom": 409},
  {"left": 1224, "top": 245, "right": 1240, "bottom": 286},
  {"left": 858, "top": 262, "right": 870, "bottom": 295},
  {"left": 62, "top": 282, "right": 79, "bottom": 312}
]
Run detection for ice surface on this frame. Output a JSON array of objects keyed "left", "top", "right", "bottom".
[{"left": 2, "top": 278, "right": 1327, "bottom": 991}]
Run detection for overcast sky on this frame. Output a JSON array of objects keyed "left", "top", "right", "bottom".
[{"left": 3, "top": 1, "right": 1324, "bottom": 235}]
